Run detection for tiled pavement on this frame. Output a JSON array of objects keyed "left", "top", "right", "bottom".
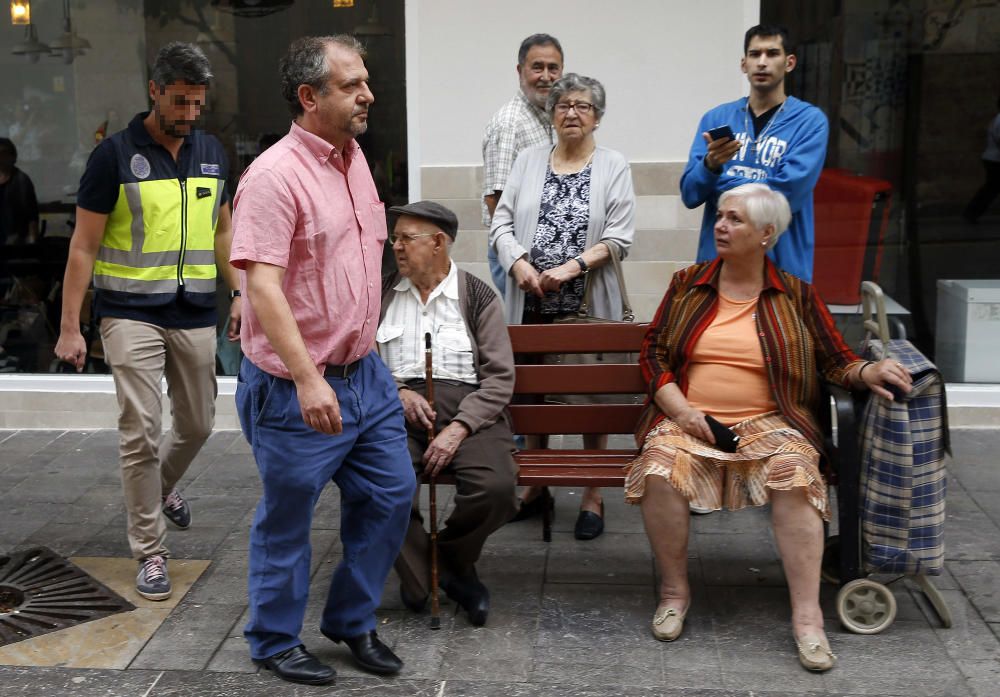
[{"left": 0, "top": 428, "right": 998, "bottom": 697}]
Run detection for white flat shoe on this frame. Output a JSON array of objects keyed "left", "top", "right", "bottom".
[
  {"left": 651, "top": 603, "right": 688, "bottom": 642},
  {"left": 796, "top": 633, "right": 837, "bottom": 672}
]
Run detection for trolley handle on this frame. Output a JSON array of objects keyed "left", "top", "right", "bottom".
[{"left": 860, "top": 281, "right": 892, "bottom": 359}]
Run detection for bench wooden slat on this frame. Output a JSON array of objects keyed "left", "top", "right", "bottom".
[
  {"left": 509, "top": 404, "right": 645, "bottom": 435},
  {"left": 517, "top": 466, "right": 626, "bottom": 487},
  {"left": 514, "top": 364, "right": 647, "bottom": 394},
  {"left": 508, "top": 322, "right": 648, "bottom": 353},
  {"left": 515, "top": 449, "right": 636, "bottom": 464}
]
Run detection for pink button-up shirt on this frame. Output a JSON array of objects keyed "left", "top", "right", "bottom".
[{"left": 230, "top": 121, "right": 386, "bottom": 379}]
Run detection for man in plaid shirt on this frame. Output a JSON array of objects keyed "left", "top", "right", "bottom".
[{"left": 481, "top": 33, "right": 563, "bottom": 294}]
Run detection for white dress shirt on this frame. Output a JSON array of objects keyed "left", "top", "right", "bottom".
[{"left": 376, "top": 262, "right": 478, "bottom": 384}]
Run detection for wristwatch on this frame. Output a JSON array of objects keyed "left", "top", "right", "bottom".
[{"left": 573, "top": 255, "right": 589, "bottom": 274}]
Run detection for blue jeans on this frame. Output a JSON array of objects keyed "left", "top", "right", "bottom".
[
  {"left": 488, "top": 243, "right": 506, "bottom": 296},
  {"left": 236, "top": 353, "right": 415, "bottom": 660}
]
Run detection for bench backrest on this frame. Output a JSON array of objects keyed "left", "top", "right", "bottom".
[{"left": 507, "top": 322, "right": 648, "bottom": 436}]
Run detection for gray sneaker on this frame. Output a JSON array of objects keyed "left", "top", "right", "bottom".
[
  {"left": 162, "top": 489, "right": 191, "bottom": 529},
  {"left": 136, "top": 555, "right": 172, "bottom": 600}
]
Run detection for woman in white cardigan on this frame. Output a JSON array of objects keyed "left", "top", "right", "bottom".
[{"left": 490, "top": 73, "right": 636, "bottom": 540}]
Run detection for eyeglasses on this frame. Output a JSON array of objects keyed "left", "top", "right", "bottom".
[
  {"left": 390, "top": 231, "right": 438, "bottom": 245},
  {"left": 554, "top": 101, "right": 595, "bottom": 116}
]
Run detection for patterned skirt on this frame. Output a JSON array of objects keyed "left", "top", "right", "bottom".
[{"left": 624, "top": 411, "right": 829, "bottom": 520}]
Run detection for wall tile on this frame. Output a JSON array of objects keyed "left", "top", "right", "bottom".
[
  {"left": 677, "top": 202, "right": 706, "bottom": 229},
  {"left": 630, "top": 162, "right": 686, "bottom": 196},
  {"left": 421, "top": 166, "right": 482, "bottom": 199},
  {"left": 629, "top": 229, "right": 698, "bottom": 263},
  {"left": 634, "top": 195, "right": 678, "bottom": 230},
  {"left": 430, "top": 198, "right": 484, "bottom": 231}
]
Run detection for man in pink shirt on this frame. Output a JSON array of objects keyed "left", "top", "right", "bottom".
[{"left": 230, "top": 35, "right": 415, "bottom": 686}]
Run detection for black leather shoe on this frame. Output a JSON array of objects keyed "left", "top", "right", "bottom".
[
  {"left": 321, "top": 629, "right": 402, "bottom": 675},
  {"left": 441, "top": 571, "right": 490, "bottom": 627},
  {"left": 400, "top": 583, "right": 428, "bottom": 613},
  {"left": 509, "top": 487, "right": 554, "bottom": 522},
  {"left": 574, "top": 502, "right": 605, "bottom": 540},
  {"left": 253, "top": 645, "right": 336, "bottom": 686}
]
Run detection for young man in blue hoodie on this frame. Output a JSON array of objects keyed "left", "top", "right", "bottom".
[{"left": 680, "top": 25, "right": 828, "bottom": 282}]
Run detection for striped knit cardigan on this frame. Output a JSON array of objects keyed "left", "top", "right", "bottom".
[{"left": 637, "top": 258, "right": 864, "bottom": 454}]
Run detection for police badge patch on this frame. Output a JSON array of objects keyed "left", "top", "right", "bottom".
[
  {"left": 130, "top": 154, "right": 151, "bottom": 179},
  {"left": 200, "top": 163, "right": 220, "bottom": 176}
]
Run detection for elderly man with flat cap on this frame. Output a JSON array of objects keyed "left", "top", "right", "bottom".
[{"left": 377, "top": 201, "right": 519, "bottom": 627}]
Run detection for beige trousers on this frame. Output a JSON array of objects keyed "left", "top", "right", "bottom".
[{"left": 100, "top": 318, "right": 217, "bottom": 560}]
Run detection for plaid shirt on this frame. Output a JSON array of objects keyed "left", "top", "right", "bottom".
[
  {"left": 481, "top": 91, "right": 553, "bottom": 226},
  {"left": 637, "top": 258, "right": 864, "bottom": 453}
]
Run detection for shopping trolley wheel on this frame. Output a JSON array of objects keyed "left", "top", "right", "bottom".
[
  {"left": 821, "top": 536, "right": 840, "bottom": 585},
  {"left": 837, "top": 578, "right": 897, "bottom": 634}
]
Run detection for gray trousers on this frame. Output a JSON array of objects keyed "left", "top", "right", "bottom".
[{"left": 394, "top": 382, "right": 519, "bottom": 598}]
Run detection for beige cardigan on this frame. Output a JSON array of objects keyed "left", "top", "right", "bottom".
[{"left": 489, "top": 144, "right": 637, "bottom": 325}]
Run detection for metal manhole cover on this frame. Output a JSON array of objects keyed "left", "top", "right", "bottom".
[{"left": 0, "top": 547, "right": 134, "bottom": 647}]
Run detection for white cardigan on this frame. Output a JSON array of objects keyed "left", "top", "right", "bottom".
[{"left": 489, "top": 144, "right": 637, "bottom": 325}]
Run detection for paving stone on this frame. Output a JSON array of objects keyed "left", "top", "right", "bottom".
[
  {"left": 0, "top": 432, "right": 95, "bottom": 476},
  {"left": 957, "top": 657, "right": 1000, "bottom": 697},
  {"left": 441, "top": 621, "right": 534, "bottom": 681},
  {"left": 204, "top": 633, "right": 258, "bottom": 673},
  {"left": 949, "top": 560, "right": 1000, "bottom": 622},
  {"left": 697, "top": 531, "right": 786, "bottom": 587},
  {"left": 535, "top": 583, "right": 655, "bottom": 648},
  {"left": 22, "top": 521, "right": 103, "bottom": 557},
  {"left": 0, "top": 665, "right": 164, "bottom": 696},
  {"left": 823, "top": 620, "right": 971, "bottom": 696},
  {"left": 949, "top": 430, "right": 1000, "bottom": 494},
  {"left": 72, "top": 521, "right": 132, "bottom": 558},
  {"left": 943, "top": 483, "right": 1000, "bottom": 561},
  {"left": 130, "top": 602, "right": 246, "bottom": 670},
  {"left": 58, "top": 485, "right": 126, "bottom": 526},
  {"left": 544, "top": 531, "right": 655, "bottom": 585},
  {"left": 6, "top": 471, "right": 103, "bottom": 504},
  {"left": 709, "top": 591, "right": 833, "bottom": 694},
  {"left": 186, "top": 453, "right": 263, "bottom": 492},
  {"left": 3, "top": 427, "right": 999, "bottom": 696},
  {"left": 168, "top": 525, "right": 238, "bottom": 560},
  {"left": 155, "top": 670, "right": 442, "bottom": 696},
  {"left": 922, "top": 589, "right": 1000, "bottom": 663},
  {"left": 965, "top": 487, "right": 1000, "bottom": 528},
  {"left": 180, "top": 493, "right": 257, "bottom": 528},
  {"left": 184, "top": 549, "right": 250, "bottom": 605}
]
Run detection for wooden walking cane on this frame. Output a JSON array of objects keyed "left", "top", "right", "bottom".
[{"left": 424, "top": 332, "right": 442, "bottom": 630}]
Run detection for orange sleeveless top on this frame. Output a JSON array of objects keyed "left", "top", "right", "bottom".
[{"left": 685, "top": 293, "right": 778, "bottom": 425}]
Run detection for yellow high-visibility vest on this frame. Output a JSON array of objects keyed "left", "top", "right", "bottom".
[{"left": 92, "top": 121, "right": 226, "bottom": 308}]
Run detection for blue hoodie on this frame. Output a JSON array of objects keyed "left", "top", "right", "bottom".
[{"left": 680, "top": 96, "right": 829, "bottom": 282}]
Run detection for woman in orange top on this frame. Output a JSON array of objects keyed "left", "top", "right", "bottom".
[{"left": 625, "top": 183, "right": 911, "bottom": 672}]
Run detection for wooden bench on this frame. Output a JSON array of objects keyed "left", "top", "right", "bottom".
[{"left": 426, "top": 322, "right": 648, "bottom": 542}]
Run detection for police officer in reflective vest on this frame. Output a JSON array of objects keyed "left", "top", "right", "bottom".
[{"left": 56, "top": 42, "right": 240, "bottom": 601}]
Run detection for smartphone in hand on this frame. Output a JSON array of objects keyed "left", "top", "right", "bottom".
[
  {"left": 704, "top": 414, "right": 740, "bottom": 452},
  {"left": 707, "top": 125, "right": 735, "bottom": 142}
]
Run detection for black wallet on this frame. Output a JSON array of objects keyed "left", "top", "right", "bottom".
[{"left": 704, "top": 415, "right": 740, "bottom": 453}]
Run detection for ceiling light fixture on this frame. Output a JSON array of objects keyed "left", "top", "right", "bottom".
[
  {"left": 11, "top": 22, "right": 48, "bottom": 63},
  {"left": 48, "top": 0, "right": 91, "bottom": 64}
]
